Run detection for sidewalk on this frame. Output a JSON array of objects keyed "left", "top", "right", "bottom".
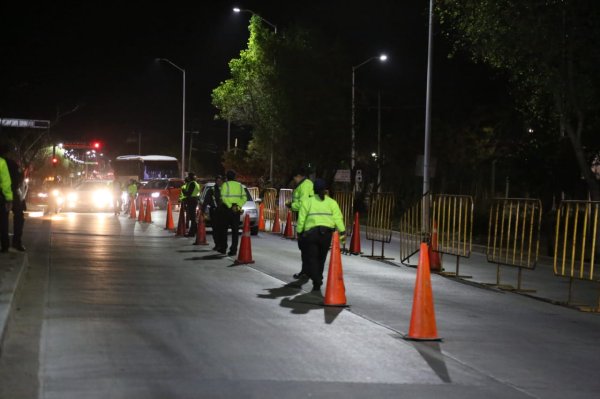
[{"left": 0, "top": 250, "right": 27, "bottom": 351}]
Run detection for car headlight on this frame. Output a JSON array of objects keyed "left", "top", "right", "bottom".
[
  {"left": 151, "top": 192, "right": 160, "bottom": 198},
  {"left": 67, "top": 192, "right": 78, "bottom": 201},
  {"left": 52, "top": 189, "right": 60, "bottom": 197},
  {"left": 93, "top": 190, "right": 112, "bottom": 207},
  {"left": 37, "top": 192, "right": 49, "bottom": 198}
]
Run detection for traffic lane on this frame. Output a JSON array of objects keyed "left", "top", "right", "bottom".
[
  {"left": 249, "top": 232, "right": 600, "bottom": 399},
  {"left": 39, "top": 214, "right": 528, "bottom": 398}
]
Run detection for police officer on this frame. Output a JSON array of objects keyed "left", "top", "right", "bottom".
[
  {"left": 219, "top": 170, "right": 247, "bottom": 256},
  {"left": 202, "top": 175, "right": 225, "bottom": 251},
  {"left": 287, "top": 167, "right": 314, "bottom": 279},
  {"left": 183, "top": 172, "right": 201, "bottom": 237},
  {"left": 296, "top": 178, "right": 345, "bottom": 292},
  {"left": 127, "top": 179, "right": 138, "bottom": 211},
  {"left": 0, "top": 144, "right": 26, "bottom": 251},
  {"left": 0, "top": 146, "right": 14, "bottom": 253}
]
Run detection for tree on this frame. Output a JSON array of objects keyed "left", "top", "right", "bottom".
[{"left": 438, "top": 0, "right": 600, "bottom": 199}]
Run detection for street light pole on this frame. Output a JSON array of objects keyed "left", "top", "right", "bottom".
[
  {"left": 233, "top": 7, "right": 277, "bottom": 182},
  {"left": 422, "top": 0, "right": 434, "bottom": 235},
  {"left": 351, "top": 54, "right": 387, "bottom": 191},
  {"left": 157, "top": 58, "right": 186, "bottom": 179}
]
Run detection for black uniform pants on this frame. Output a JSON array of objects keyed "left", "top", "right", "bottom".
[
  {"left": 11, "top": 199, "right": 25, "bottom": 246},
  {"left": 0, "top": 200, "right": 8, "bottom": 250},
  {"left": 218, "top": 207, "right": 241, "bottom": 253},
  {"left": 186, "top": 198, "right": 199, "bottom": 235},
  {"left": 300, "top": 227, "right": 333, "bottom": 288},
  {"left": 210, "top": 208, "right": 224, "bottom": 249}
]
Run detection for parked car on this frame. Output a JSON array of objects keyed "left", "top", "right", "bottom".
[
  {"left": 138, "top": 178, "right": 184, "bottom": 209},
  {"left": 64, "top": 180, "right": 113, "bottom": 212},
  {"left": 200, "top": 182, "right": 259, "bottom": 235}
]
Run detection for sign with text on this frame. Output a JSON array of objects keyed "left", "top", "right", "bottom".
[{"left": 334, "top": 169, "right": 351, "bottom": 183}]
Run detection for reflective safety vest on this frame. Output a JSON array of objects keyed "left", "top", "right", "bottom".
[
  {"left": 179, "top": 182, "right": 188, "bottom": 201},
  {"left": 291, "top": 178, "right": 314, "bottom": 212},
  {"left": 296, "top": 195, "right": 345, "bottom": 234},
  {"left": 187, "top": 181, "right": 201, "bottom": 198},
  {"left": 220, "top": 180, "right": 246, "bottom": 209},
  {"left": 0, "top": 157, "right": 13, "bottom": 202},
  {"left": 127, "top": 183, "right": 137, "bottom": 197}
]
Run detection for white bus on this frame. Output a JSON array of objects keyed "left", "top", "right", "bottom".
[{"left": 112, "top": 155, "right": 179, "bottom": 185}]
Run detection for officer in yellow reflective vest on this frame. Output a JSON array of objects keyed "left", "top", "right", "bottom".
[
  {"left": 296, "top": 178, "right": 345, "bottom": 292},
  {"left": 287, "top": 167, "right": 314, "bottom": 279},
  {"left": 0, "top": 151, "right": 14, "bottom": 253},
  {"left": 219, "top": 170, "right": 247, "bottom": 256},
  {"left": 127, "top": 179, "right": 137, "bottom": 213},
  {"left": 183, "top": 172, "right": 201, "bottom": 237}
]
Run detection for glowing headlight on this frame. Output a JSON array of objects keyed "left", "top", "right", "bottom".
[
  {"left": 93, "top": 190, "right": 112, "bottom": 208},
  {"left": 37, "top": 192, "right": 49, "bottom": 198},
  {"left": 151, "top": 192, "right": 160, "bottom": 198},
  {"left": 67, "top": 192, "right": 78, "bottom": 201},
  {"left": 52, "top": 189, "right": 60, "bottom": 197}
]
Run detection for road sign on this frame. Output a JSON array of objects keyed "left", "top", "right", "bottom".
[
  {"left": 335, "top": 169, "right": 351, "bottom": 183},
  {"left": 356, "top": 169, "right": 363, "bottom": 183},
  {"left": 0, "top": 118, "right": 50, "bottom": 129}
]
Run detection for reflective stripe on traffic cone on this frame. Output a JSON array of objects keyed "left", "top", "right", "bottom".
[
  {"left": 405, "top": 242, "right": 442, "bottom": 341},
  {"left": 234, "top": 214, "right": 255, "bottom": 264},
  {"left": 175, "top": 205, "right": 186, "bottom": 236},
  {"left": 194, "top": 211, "right": 209, "bottom": 245},
  {"left": 324, "top": 232, "right": 348, "bottom": 307},
  {"left": 164, "top": 200, "right": 175, "bottom": 231},
  {"left": 349, "top": 212, "right": 362, "bottom": 255},
  {"left": 271, "top": 208, "right": 281, "bottom": 233}
]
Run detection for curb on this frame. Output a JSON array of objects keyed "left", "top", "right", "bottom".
[{"left": 0, "top": 253, "right": 28, "bottom": 353}]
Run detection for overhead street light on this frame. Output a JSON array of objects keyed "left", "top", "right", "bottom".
[
  {"left": 352, "top": 53, "right": 387, "bottom": 191},
  {"left": 156, "top": 57, "right": 186, "bottom": 179},
  {"left": 232, "top": 6, "right": 278, "bottom": 183}
]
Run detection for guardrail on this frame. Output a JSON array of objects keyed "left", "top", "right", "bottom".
[
  {"left": 399, "top": 194, "right": 428, "bottom": 265},
  {"left": 486, "top": 198, "right": 542, "bottom": 292},
  {"left": 554, "top": 200, "right": 600, "bottom": 311},
  {"left": 247, "top": 187, "right": 260, "bottom": 202},
  {"left": 333, "top": 191, "right": 355, "bottom": 253},
  {"left": 278, "top": 189, "right": 294, "bottom": 236},
  {"left": 364, "top": 192, "right": 395, "bottom": 259},
  {"left": 263, "top": 188, "right": 278, "bottom": 232}
]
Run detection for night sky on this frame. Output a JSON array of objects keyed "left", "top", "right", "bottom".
[{"left": 1, "top": 1, "right": 499, "bottom": 173}]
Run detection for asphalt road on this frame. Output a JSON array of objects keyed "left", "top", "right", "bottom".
[{"left": 1, "top": 211, "right": 599, "bottom": 398}]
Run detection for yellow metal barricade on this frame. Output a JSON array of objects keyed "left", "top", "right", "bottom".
[
  {"left": 432, "top": 194, "right": 474, "bottom": 277},
  {"left": 248, "top": 187, "right": 260, "bottom": 202},
  {"left": 399, "top": 194, "right": 428, "bottom": 265},
  {"left": 554, "top": 200, "right": 600, "bottom": 310},
  {"left": 263, "top": 188, "right": 278, "bottom": 231},
  {"left": 486, "top": 198, "right": 542, "bottom": 291},
  {"left": 333, "top": 191, "right": 355, "bottom": 253},
  {"left": 365, "top": 192, "right": 395, "bottom": 259},
  {"left": 278, "top": 188, "right": 294, "bottom": 235}
]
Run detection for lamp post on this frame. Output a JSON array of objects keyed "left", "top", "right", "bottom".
[
  {"left": 422, "top": 0, "right": 434, "bottom": 236},
  {"left": 352, "top": 54, "right": 387, "bottom": 191},
  {"left": 233, "top": 7, "right": 277, "bottom": 183},
  {"left": 156, "top": 58, "right": 186, "bottom": 179}
]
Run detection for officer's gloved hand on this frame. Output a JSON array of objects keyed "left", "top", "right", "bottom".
[{"left": 339, "top": 231, "right": 346, "bottom": 246}]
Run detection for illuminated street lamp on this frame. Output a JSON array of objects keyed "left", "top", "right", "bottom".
[
  {"left": 233, "top": 6, "right": 277, "bottom": 182},
  {"left": 352, "top": 54, "right": 387, "bottom": 190},
  {"left": 156, "top": 58, "right": 186, "bottom": 179}
]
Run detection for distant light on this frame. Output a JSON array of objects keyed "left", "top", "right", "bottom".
[
  {"left": 528, "top": 128, "right": 534, "bottom": 133},
  {"left": 58, "top": 143, "right": 63, "bottom": 148},
  {"left": 233, "top": 7, "right": 241, "bottom": 13},
  {"left": 371, "top": 152, "right": 377, "bottom": 157},
  {"left": 379, "top": 54, "right": 388, "bottom": 62}
]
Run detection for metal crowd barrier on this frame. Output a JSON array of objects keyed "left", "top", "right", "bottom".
[
  {"left": 278, "top": 188, "right": 294, "bottom": 236},
  {"left": 433, "top": 194, "right": 474, "bottom": 277},
  {"left": 486, "top": 198, "right": 542, "bottom": 292},
  {"left": 554, "top": 200, "right": 600, "bottom": 311},
  {"left": 364, "top": 192, "right": 395, "bottom": 259},
  {"left": 333, "top": 191, "right": 355, "bottom": 253},
  {"left": 263, "top": 188, "right": 278, "bottom": 231},
  {"left": 248, "top": 187, "right": 260, "bottom": 202},
  {"left": 399, "top": 194, "right": 428, "bottom": 265}
]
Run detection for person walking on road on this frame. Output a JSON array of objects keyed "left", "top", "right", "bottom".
[
  {"left": 0, "top": 144, "right": 26, "bottom": 251},
  {"left": 219, "top": 170, "right": 246, "bottom": 256},
  {"left": 296, "top": 178, "right": 345, "bottom": 292},
  {"left": 183, "top": 172, "right": 201, "bottom": 237},
  {"left": 0, "top": 146, "right": 14, "bottom": 253},
  {"left": 287, "top": 167, "right": 314, "bottom": 279},
  {"left": 202, "top": 175, "right": 225, "bottom": 251}
]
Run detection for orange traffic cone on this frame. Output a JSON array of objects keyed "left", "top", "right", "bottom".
[
  {"left": 271, "top": 208, "right": 281, "bottom": 233},
  {"left": 129, "top": 197, "right": 137, "bottom": 219},
  {"left": 324, "top": 232, "right": 348, "bottom": 306},
  {"left": 144, "top": 198, "right": 153, "bottom": 223},
  {"left": 258, "top": 202, "right": 266, "bottom": 232},
  {"left": 405, "top": 242, "right": 441, "bottom": 341},
  {"left": 194, "top": 211, "right": 209, "bottom": 245},
  {"left": 175, "top": 206, "right": 186, "bottom": 236},
  {"left": 137, "top": 197, "right": 146, "bottom": 222},
  {"left": 429, "top": 221, "right": 442, "bottom": 272},
  {"left": 234, "top": 214, "right": 255, "bottom": 264},
  {"left": 283, "top": 210, "right": 294, "bottom": 239},
  {"left": 349, "top": 212, "right": 362, "bottom": 255},
  {"left": 164, "top": 200, "right": 175, "bottom": 231}
]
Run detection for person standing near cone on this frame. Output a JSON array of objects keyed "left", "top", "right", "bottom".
[
  {"left": 203, "top": 175, "right": 224, "bottom": 252},
  {"left": 296, "top": 178, "right": 345, "bottom": 292},
  {"left": 219, "top": 170, "right": 246, "bottom": 256},
  {"left": 126, "top": 179, "right": 137, "bottom": 212},
  {"left": 183, "top": 172, "right": 201, "bottom": 237},
  {"left": 0, "top": 144, "right": 16, "bottom": 252},
  {"left": 287, "top": 167, "right": 314, "bottom": 279}
]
